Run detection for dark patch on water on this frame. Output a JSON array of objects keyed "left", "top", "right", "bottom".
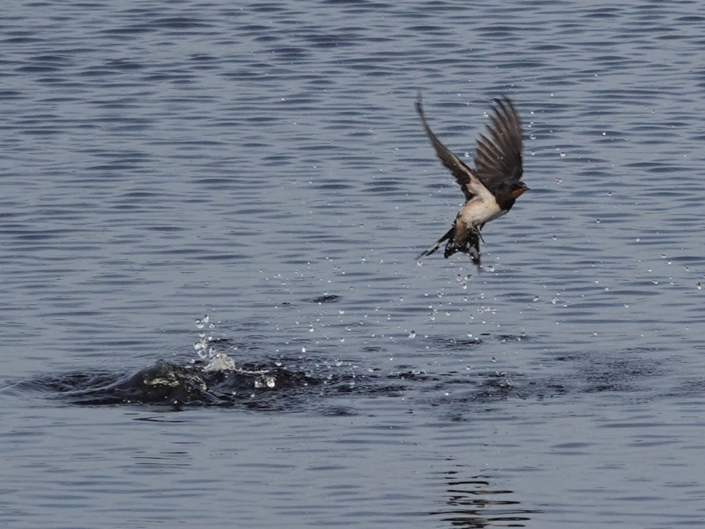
[
  {"left": 17, "top": 360, "right": 322, "bottom": 411},
  {"left": 432, "top": 348, "right": 666, "bottom": 418},
  {"left": 305, "top": 294, "right": 342, "bottom": 304},
  {"left": 8, "top": 338, "right": 666, "bottom": 413},
  {"left": 12, "top": 351, "right": 421, "bottom": 411},
  {"left": 12, "top": 348, "right": 666, "bottom": 413}
]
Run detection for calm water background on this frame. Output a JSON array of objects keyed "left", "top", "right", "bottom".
[{"left": 2, "top": 1, "right": 705, "bottom": 527}]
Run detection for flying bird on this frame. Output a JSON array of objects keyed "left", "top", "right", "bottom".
[{"left": 416, "top": 94, "right": 527, "bottom": 268}]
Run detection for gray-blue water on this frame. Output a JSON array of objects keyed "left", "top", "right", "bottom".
[{"left": 2, "top": 1, "right": 705, "bottom": 527}]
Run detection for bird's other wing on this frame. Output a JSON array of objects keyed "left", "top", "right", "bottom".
[
  {"left": 474, "top": 96, "right": 523, "bottom": 193},
  {"left": 416, "top": 94, "right": 486, "bottom": 202}
]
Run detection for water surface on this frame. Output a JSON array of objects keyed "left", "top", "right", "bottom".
[{"left": 2, "top": 1, "right": 705, "bottom": 527}]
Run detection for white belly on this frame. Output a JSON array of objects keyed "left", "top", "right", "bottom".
[{"left": 459, "top": 197, "right": 505, "bottom": 228}]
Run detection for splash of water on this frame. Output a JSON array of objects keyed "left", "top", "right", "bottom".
[{"left": 193, "top": 316, "right": 237, "bottom": 372}]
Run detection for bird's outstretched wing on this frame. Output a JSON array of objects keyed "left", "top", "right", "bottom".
[
  {"left": 416, "top": 94, "right": 483, "bottom": 202},
  {"left": 474, "top": 96, "right": 523, "bottom": 193}
]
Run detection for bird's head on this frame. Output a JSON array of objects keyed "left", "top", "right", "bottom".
[{"left": 508, "top": 181, "right": 529, "bottom": 199}]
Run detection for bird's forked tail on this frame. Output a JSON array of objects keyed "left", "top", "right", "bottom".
[{"left": 416, "top": 225, "right": 455, "bottom": 260}]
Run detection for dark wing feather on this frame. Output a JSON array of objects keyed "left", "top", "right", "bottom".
[
  {"left": 473, "top": 96, "right": 523, "bottom": 194},
  {"left": 416, "top": 94, "right": 475, "bottom": 202}
]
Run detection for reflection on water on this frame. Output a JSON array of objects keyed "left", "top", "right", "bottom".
[{"left": 432, "top": 469, "right": 537, "bottom": 528}]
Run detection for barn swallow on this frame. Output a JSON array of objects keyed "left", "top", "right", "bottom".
[{"left": 416, "top": 94, "right": 527, "bottom": 268}]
